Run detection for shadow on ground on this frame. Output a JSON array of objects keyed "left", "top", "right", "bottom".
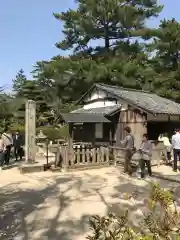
[{"left": 0, "top": 167, "right": 180, "bottom": 240}]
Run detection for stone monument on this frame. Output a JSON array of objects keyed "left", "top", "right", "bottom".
[{"left": 25, "top": 100, "right": 36, "bottom": 163}]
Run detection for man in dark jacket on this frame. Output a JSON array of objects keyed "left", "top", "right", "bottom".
[{"left": 13, "top": 131, "right": 23, "bottom": 161}]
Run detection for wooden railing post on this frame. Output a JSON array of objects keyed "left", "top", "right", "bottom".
[
  {"left": 61, "top": 145, "right": 69, "bottom": 171},
  {"left": 55, "top": 145, "right": 60, "bottom": 168},
  {"left": 62, "top": 123, "right": 73, "bottom": 171}
]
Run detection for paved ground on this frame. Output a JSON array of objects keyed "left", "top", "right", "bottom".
[
  {"left": 153, "top": 164, "right": 180, "bottom": 180},
  {"left": 0, "top": 165, "right": 180, "bottom": 240}
]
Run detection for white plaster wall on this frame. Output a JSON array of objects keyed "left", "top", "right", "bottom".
[
  {"left": 86, "top": 90, "right": 107, "bottom": 101},
  {"left": 83, "top": 89, "right": 117, "bottom": 109},
  {"left": 83, "top": 100, "right": 116, "bottom": 109},
  {"left": 83, "top": 89, "right": 128, "bottom": 110}
]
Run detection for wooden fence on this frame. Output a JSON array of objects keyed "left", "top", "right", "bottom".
[
  {"left": 49, "top": 141, "right": 166, "bottom": 170},
  {"left": 53, "top": 144, "right": 110, "bottom": 169}
]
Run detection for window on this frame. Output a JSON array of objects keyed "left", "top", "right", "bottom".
[{"left": 95, "top": 123, "right": 103, "bottom": 139}]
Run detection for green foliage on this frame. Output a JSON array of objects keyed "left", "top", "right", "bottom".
[
  {"left": 54, "top": 0, "right": 162, "bottom": 54},
  {"left": 149, "top": 19, "right": 180, "bottom": 102},
  {"left": 0, "top": 93, "right": 20, "bottom": 130},
  {"left": 15, "top": 80, "right": 51, "bottom": 126},
  {"left": 8, "top": 123, "right": 25, "bottom": 134},
  {"left": 9, "top": 124, "right": 68, "bottom": 140},
  {"left": 87, "top": 183, "right": 180, "bottom": 239},
  {"left": 37, "top": 125, "right": 68, "bottom": 140},
  {"left": 46, "top": 0, "right": 162, "bottom": 95},
  {"left": 12, "top": 69, "right": 27, "bottom": 96}
]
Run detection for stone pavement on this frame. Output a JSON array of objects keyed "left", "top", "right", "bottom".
[
  {"left": 0, "top": 166, "right": 180, "bottom": 240},
  {"left": 153, "top": 165, "right": 180, "bottom": 182}
]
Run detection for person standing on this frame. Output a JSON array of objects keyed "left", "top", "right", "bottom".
[
  {"left": 138, "top": 133, "right": 152, "bottom": 179},
  {"left": 0, "top": 133, "right": 6, "bottom": 171},
  {"left": 172, "top": 129, "right": 180, "bottom": 172},
  {"left": 158, "top": 133, "right": 172, "bottom": 165},
  {"left": 2, "top": 129, "right": 13, "bottom": 165},
  {"left": 13, "top": 131, "right": 23, "bottom": 161},
  {"left": 120, "top": 126, "right": 135, "bottom": 175}
]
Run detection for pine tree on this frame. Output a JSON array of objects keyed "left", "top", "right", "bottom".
[
  {"left": 33, "top": 0, "right": 162, "bottom": 114},
  {"left": 54, "top": 0, "right": 162, "bottom": 56},
  {"left": 12, "top": 69, "right": 27, "bottom": 96},
  {"left": 151, "top": 19, "right": 180, "bottom": 102},
  {"left": 51, "top": 0, "right": 162, "bottom": 91}
]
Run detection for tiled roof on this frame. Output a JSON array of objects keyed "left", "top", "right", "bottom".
[
  {"left": 72, "top": 105, "right": 121, "bottom": 116},
  {"left": 61, "top": 113, "right": 110, "bottom": 123},
  {"left": 95, "top": 84, "right": 180, "bottom": 115}
]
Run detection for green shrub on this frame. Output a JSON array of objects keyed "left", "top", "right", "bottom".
[
  {"left": 87, "top": 183, "right": 180, "bottom": 239},
  {"left": 37, "top": 125, "right": 68, "bottom": 140},
  {"left": 9, "top": 124, "right": 25, "bottom": 134},
  {"left": 58, "top": 124, "right": 68, "bottom": 139},
  {"left": 9, "top": 124, "right": 68, "bottom": 141},
  {"left": 0, "top": 127, "right": 4, "bottom": 134}
]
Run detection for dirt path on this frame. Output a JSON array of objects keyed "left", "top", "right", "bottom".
[{"left": 0, "top": 167, "right": 179, "bottom": 240}]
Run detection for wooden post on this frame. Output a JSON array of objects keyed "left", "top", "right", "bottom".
[
  {"left": 25, "top": 100, "right": 36, "bottom": 163},
  {"left": 67, "top": 123, "right": 73, "bottom": 167},
  {"left": 110, "top": 127, "right": 113, "bottom": 145}
]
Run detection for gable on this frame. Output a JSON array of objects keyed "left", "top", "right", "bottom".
[
  {"left": 78, "top": 86, "right": 128, "bottom": 110},
  {"left": 83, "top": 87, "right": 111, "bottom": 103}
]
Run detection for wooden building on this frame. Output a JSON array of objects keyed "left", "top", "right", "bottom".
[{"left": 62, "top": 83, "right": 180, "bottom": 148}]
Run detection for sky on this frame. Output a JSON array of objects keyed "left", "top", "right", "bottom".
[{"left": 0, "top": 0, "right": 179, "bottom": 90}]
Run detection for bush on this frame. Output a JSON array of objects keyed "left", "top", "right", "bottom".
[
  {"left": 87, "top": 183, "right": 180, "bottom": 239},
  {"left": 37, "top": 125, "right": 68, "bottom": 141},
  {"left": 9, "top": 124, "right": 25, "bottom": 134},
  {"left": 8, "top": 124, "right": 68, "bottom": 141}
]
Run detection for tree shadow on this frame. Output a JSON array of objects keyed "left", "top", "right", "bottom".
[
  {"left": 1, "top": 167, "right": 180, "bottom": 239},
  {"left": 0, "top": 172, "right": 108, "bottom": 239}
]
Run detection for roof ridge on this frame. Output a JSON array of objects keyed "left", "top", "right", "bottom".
[{"left": 96, "top": 83, "right": 151, "bottom": 94}]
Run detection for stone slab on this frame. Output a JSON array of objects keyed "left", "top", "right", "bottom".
[
  {"left": 19, "top": 156, "right": 56, "bottom": 173},
  {"left": 152, "top": 165, "right": 180, "bottom": 183},
  {"left": 19, "top": 163, "right": 45, "bottom": 174}
]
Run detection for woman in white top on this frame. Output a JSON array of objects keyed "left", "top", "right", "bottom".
[{"left": 158, "top": 132, "right": 172, "bottom": 164}]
